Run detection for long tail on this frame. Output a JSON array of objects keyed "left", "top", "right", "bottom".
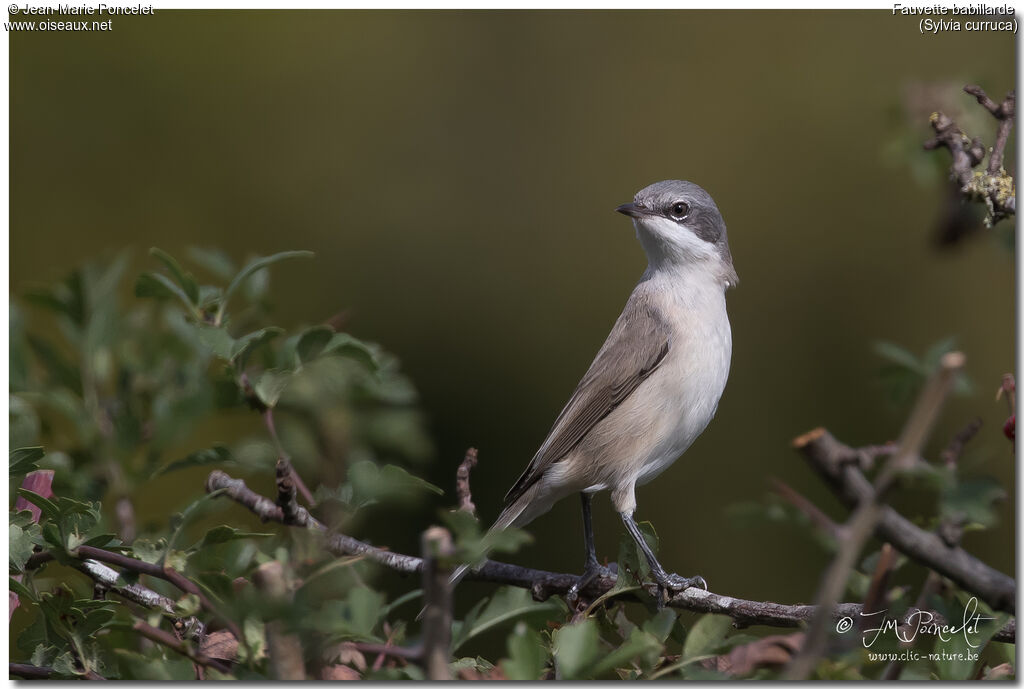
[
  {"left": 448, "top": 494, "right": 531, "bottom": 587},
  {"left": 415, "top": 489, "right": 536, "bottom": 621}
]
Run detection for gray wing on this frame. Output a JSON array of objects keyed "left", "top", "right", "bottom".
[{"left": 503, "top": 290, "right": 671, "bottom": 506}]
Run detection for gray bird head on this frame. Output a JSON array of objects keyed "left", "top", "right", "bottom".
[{"left": 616, "top": 180, "right": 738, "bottom": 288}]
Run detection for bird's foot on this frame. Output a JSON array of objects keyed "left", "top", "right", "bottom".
[
  {"left": 567, "top": 560, "right": 615, "bottom": 604},
  {"left": 653, "top": 573, "right": 707, "bottom": 610}
]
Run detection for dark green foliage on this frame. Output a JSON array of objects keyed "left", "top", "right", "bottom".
[{"left": 874, "top": 337, "right": 973, "bottom": 408}]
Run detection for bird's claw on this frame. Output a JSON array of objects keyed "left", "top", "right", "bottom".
[
  {"left": 653, "top": 573, "right": 707, "bottom": 610},
  {"left": 567, "top": 562, "right": 615, "bottom": 604}
]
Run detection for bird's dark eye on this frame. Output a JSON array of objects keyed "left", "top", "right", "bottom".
[{"left": 668, "top": 201, "right": 690, "bottom": 220}]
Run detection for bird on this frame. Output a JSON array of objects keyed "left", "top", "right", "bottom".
[{"left": 454, "top": 179, "right": 738, "bottom": 602}]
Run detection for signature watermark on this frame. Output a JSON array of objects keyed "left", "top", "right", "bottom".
[{"left": 836, "top": 597, "right": 995, "bottom": 649}]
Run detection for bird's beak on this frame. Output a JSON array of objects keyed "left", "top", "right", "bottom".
[{"left": 615, "top": 202, "right": 653, "bottom": 218}]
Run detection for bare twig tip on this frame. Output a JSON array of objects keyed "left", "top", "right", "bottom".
[
  {"left": 940, "top": 351, "right": 966, "bottom": 370},
  {"left": 792, "top": 428, "right": 826, "bottom": 449}
]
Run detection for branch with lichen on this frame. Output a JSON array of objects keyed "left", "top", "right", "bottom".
[{"left": 925, "top": 84, "right": 1015, "bottom": 226}]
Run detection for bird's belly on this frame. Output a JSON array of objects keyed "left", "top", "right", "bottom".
[
  {"left": 600, "top": 318, "right": 731, "bottom": 490},
  {"left": 634, "top": 358, "right": 728, "bottom": 486}
]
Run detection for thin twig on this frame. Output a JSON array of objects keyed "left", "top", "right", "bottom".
[
  {"left": 73, "top": 545, "right": 241, "bottom": 642},
  {"left": 9, "top": 663, "right": 54, "bottom": 679},
  {"left": 204, "top": 470, "right": 1014, "bottom": 643},
  {"left": 768, "top": 477, "right": 845, "bottom": 541},
  {"left": 963, "top": 84, "right": 1016, "bottom": 175},
  {"left": 996, "top": 374, "right": 1016, "bottom": 415},
  {"left": 115, "top": 496, "right": 136, "bottom": 545},
  {"left": 940, "top": 417, "right": 983, "bottom": 469},
  {"left": 352, "top": 642, "right": 421, "bottom": 662},
  {"left": 794, "top": 427, "right": 1015, "bottom": 613},
  {"left": 861, "top": 543, "right": 897, "bottom": 618},
  {"left": 275, "top": 456, "right": 301, "bottom": 523},
  {"left": 133, "top": 620, "right": 233, "bottom": 675},
  {"left": 263, "top": 408, "right": 316, "bottom": 507},
  {"left": 420, "top": 527, "right": 454, "bottom": 680},
  {"left": 8, "top": 663, "right": 105, "bottom": 680},
  {"left": 253, "top": 561, "right": 306, "bottom": 680},
  {"left": 925, "top": 84, "right": 1015, "bottom": 225},
  {"left": 455, "top": 448, "right": 479, "bottom": 517},
  {"left": 784, "top": 352, "right": 966, "bottom": 680}
]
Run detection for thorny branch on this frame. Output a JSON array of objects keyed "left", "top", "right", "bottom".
[
  {"left": 203, "top": 470, "right": 1015, "bottom": 644},
  {"left": 794, "top": 427, "right": 1015, "bottom": 615},
  {"left": 925, "top": 84, "right": 1015, "bottom": 225},
  {"left": 784, "top": 352, "right": 967, "bottom": 679}
]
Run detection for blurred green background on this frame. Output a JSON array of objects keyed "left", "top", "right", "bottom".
[{"left": 10, "top": 10, "right": 1014, "bottom": 610}]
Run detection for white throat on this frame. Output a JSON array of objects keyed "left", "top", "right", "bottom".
[{"left": 633, "top": 216, "right": 736, "bottom": 288}]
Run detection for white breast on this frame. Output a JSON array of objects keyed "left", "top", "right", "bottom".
[{"left": 632, "top": 270, "right": 732, "bottom": 486}]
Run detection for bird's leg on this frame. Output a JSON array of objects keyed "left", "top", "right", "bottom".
[
  {"left": 620, "top": 511, "right": 706, "bottom": 608},
  {"left": 567, "top": 493, "right": 612, "bottom": 603}
]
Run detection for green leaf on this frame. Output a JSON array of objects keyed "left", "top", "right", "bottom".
[
  {"left": 113, "top": 650, "right": 197, "bottom": 681},
  {"left": 935, "top": 595, "right": 1009, "bottom": 680},
  {"left": 26, "top": 334, "right": 81, "bottom": 394},
  {"left": 611, "top": 521, "right": 657, "bottom": 595},
  {"left": 682, "top": 614, "right": 734, "bottom": 660},
  {"left": 193, "top": 324, "right": 236, "bottom": 360},
  {"left": 323, "top": 332, "right": 379, "bottom": 371},
  {"left": 10, "top": 575, "right": 36, "bottom": 602},
  {"left": 941, "top": 477, "right": 1006, "bottom": 529},
  {"left": 150, "top": 248, "right": 199, "bottom": 305},
  {"left": 81, "top": 533, "right": 118, "bottom": 549},
  {"left": 216, "top": 250, "right": 314, "bottom": 324},
  {"left": 642, "top": 608, "right": 678, "bottom": 643},
  {"left": 347, "top": 461, "right": 443, "bottom": 509},
  {"left": 873, "top": 341, "right": 924, "bottom": 372},
  {"left": 452, "top": 586, "right": 563, "bottom": 652},
  {"left": 295, "top": 325, "right": 334, "bottom": 365},
  {"left": 134, "top": 272, "right": 196, "bottom": 313},
  {"left": 309, "top": 586, "right": 386, "bottom": 641},
  {"left": 231, "top": 327, "right": 283, "bottom": 368},
  {"left": 189, "top": 525, "right": 273, "bottom": 552},
  {"left": 10, "top": 523, "right": 37, "bottom": 572},
  {"left": 251, "top": 369, "right": 292, "bottom": 408},
  {"left": 186, "top": 246, "right": 236, "bottom": 281},
  {"left": 590, "top": 626, "right": 663, "bottom": 678},
  {"left": 552, "top": 618, "right": 601, "bottom": 680},
  {"left": 501, "top": 621, "right": 547, "bottom": 681},
  {"left": 152, "top": 445, "right": 232, "bottom": 478},
  {"left": 10, "top": 447, "right": 45, "bottom": 477},
  {"left": 441, "top": 509, "right": 531, "bottom": 570},
  {"left": 132, "top": 538, "right": 168, "bottom": 565},
  {"left": 16, "top": 489, "right": 60, "bottom": 522}
]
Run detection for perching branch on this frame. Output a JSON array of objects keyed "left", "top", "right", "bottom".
[
  {"left": 925, "top": 84, "right": 1015, "bottom": 225},
  {"left": 203, "top": 470, "right": 1014, "bottom": 643}
]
